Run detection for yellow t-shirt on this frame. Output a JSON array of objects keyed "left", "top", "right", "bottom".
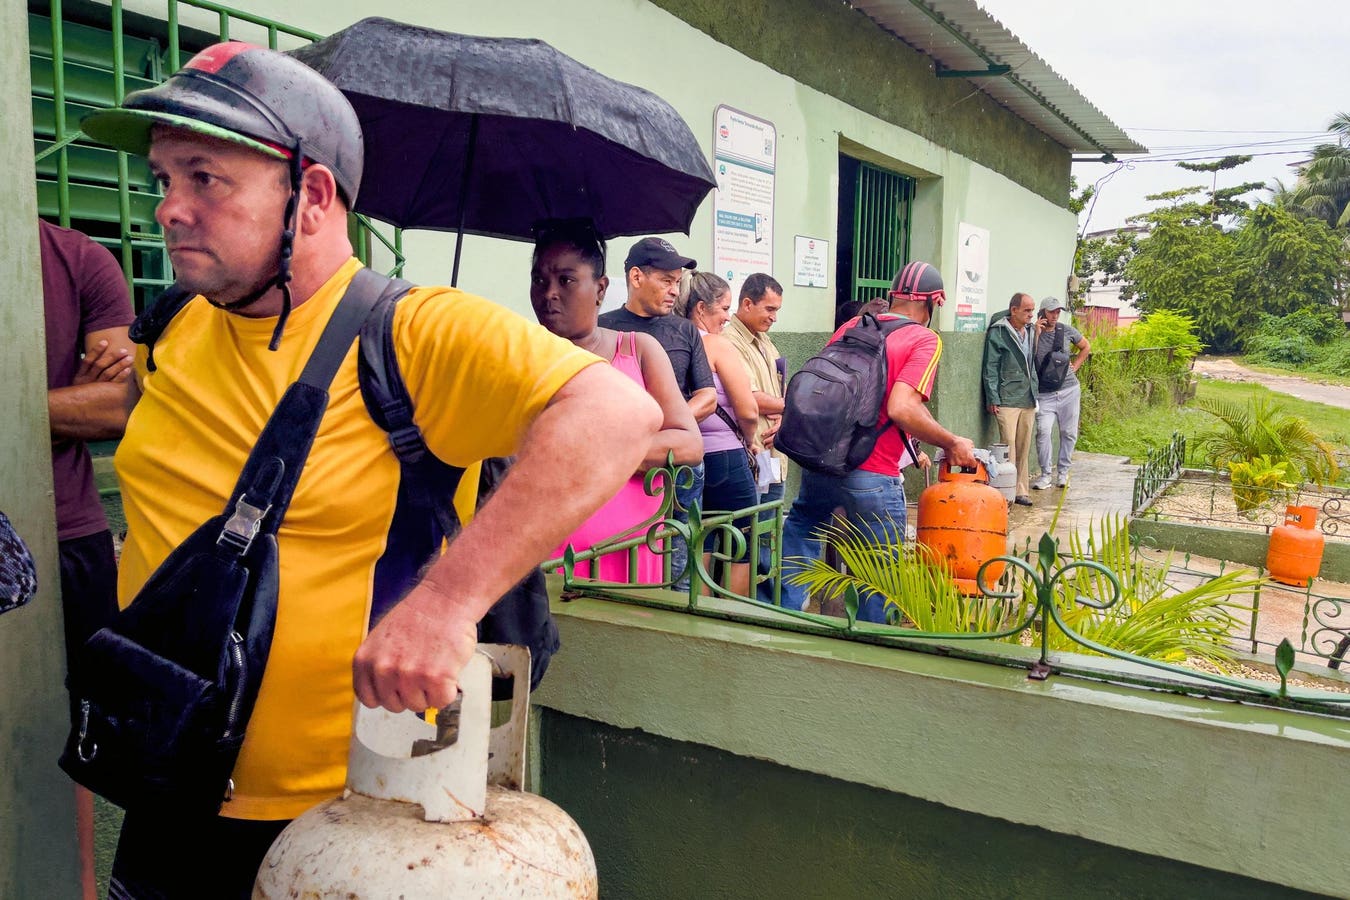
[{"left": 115, "top": 258, "right": 598, "bottom": 820}]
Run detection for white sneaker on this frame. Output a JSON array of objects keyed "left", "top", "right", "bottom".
[
  {"left": 1031, "top": 475, "right": 1051, "bottom": 490},
  {"left": 1055, "top": 473, "right": 1069, "bottom": 488}
]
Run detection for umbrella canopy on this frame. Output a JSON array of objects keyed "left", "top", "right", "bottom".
[{"left": 289, "top": 18, "right": 716, "bottom": 243}]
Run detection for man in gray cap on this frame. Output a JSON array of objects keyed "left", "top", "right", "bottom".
[{"left": 1032, "top": 297, "right": 1091, "bottom": 489}]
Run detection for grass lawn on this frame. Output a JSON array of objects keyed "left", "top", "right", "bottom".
[{"left": 1079, "top": 377, "right": 1350, "bottom": 467}]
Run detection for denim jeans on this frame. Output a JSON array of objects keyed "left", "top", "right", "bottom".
[
  {"left": 756, "top": 480, "right": 785, "bottom": 604},
  {"left": 701, "top": 449, "right": 758, "bottom": 555},
  {"left": 670, "top": 461, "right": 705, "bottom": 591},
  {"left": 781, "top": 469, "right": 908, "bottom": 621}
]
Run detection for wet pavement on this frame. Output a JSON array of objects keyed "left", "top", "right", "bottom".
[{"left": 906, "top": 450, "right": 1140, "bottom": 552}]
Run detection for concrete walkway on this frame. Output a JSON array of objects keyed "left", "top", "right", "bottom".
[{"left": 1003, "top": 451, "right": 1138, "bottom": 550}]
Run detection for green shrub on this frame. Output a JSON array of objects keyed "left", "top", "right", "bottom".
[
  {"left": 1119, "top": 309, "right": 1205, "bottom": 359},
  {"left": 1193, "top": 397, "right": 1341, "bottom": 485},
  {"left": 1227, "top": 455, "right": 1295, "bottom": 514},
  {"left": 1080, "top": 309, "right": 1200, "bottom": 427},
  {"left": 1243, "top": 307, "right": 1344, "bottom": 365},
  {"left": 1310, "top": 338, "right": 1350, "bottom": 377}
]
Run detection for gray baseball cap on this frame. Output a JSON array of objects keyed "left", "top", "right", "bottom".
[{"left": 1039, "top": 296, "right": 1067, "bottom": 313}]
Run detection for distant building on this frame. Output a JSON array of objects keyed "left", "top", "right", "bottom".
[{"left": 1079, "top": 225, "right": 1147, "bottom": 329}]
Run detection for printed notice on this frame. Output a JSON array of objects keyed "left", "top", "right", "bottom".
[
  {"left": 713, "top": 106, "right": 775, "bottom": 299},
  {"left": 955, "top": 222, "right": 990, "bottom": 332},
  {"left": 793, "top": 236, "right": 829, "bottom": 288}
]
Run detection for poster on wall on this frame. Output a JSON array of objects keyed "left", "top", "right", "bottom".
[
  {"left": 793, "top": 236, "right": 829, "bottom": 288},
  {"left": 954, "top": 222, "right": 990, "bottom": 332},
  {"left": 712, "top": 105, "right": 776, "bottom": 299}
]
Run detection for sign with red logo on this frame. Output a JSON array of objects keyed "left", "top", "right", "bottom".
[{"left": 792, "top": 235, "right": 829, "bottom": 289}]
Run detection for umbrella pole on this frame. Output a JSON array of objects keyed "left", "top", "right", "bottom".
[{"left": 450, "top": 114, "right": 480, "bottom": 288}]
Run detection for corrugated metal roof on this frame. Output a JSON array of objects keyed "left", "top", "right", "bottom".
[{"left": 849, "top": 0, "right": 1147, "bottom": 156}]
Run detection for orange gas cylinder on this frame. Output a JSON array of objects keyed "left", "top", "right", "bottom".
[
  {"left": 916, "top": 460, "right": 1009, "bottom": 595},
  {"left": 1266, "top": 505, "right": 1325, "bottom": 586}
]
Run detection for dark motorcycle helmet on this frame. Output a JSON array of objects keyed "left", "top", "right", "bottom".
[
  {"left": 82, "top": 41, "right": 363, "bottom": 206},
  {"left": 82, "top": 42, "right": 363, "bottom": 349},
  {"left": 888, "top": 260, "right": 946, "bottom": 306}
]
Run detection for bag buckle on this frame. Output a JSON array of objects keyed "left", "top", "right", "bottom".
[
  {"left": 387, "top": 423, "right": 426, "bottom": 464},
  {"left": 218, "top": 495, "right": 270, "bottom": 555}
]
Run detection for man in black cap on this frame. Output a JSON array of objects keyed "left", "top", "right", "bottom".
[{"left": 600, "top": 238, "right": 717, "bottom": 588}]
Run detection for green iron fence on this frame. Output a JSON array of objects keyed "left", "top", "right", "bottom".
[
  {"left": 559, "top": 461, "right": 1350, "bottom": 720},
  {"left": 543, "top": 463, "right": 786, "bottom": 607},
  {"left": 30, "top": 0, "right": 403, "bottom": 312},
  {"left": 1131, "top": 432, "right": 1186, "bottom": 514}
]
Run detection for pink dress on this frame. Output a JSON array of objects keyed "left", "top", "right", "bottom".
[{"left": 554, "top": 332, "right": 663, "bottom": 583}]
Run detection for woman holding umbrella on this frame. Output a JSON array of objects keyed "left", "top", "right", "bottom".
[{"left": 530, "top": 220, "right": 702, "bottom": 583}]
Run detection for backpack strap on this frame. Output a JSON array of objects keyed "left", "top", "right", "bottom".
[
  {"left": 354, "top": 276, "right": 470, "bottom": 622},
  {"left": 128, "top": 283, "right": 196, "bottom": 373},
  {"left": 356, "top": 277, "right": 465, "bottom": 541},
  {"left": 862, "top": 315, "right": 923, "bottom": 466}
]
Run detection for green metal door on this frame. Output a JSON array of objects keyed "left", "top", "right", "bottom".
[{"left": 850, "top": 162, "right": 915, "bottom": 304}]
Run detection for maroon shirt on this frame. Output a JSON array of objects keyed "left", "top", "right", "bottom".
[{"left": 41, "top": 220, "right": 135, "bottom": 541}]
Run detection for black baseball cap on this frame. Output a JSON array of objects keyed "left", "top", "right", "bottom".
[{"left": 624, "top": 237, "right": 696, "bottom": 272}]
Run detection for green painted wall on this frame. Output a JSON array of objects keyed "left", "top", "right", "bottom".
[
  {"left": 1, "top": 0, "right": 82, "bottom": 893},
  {"left": 646, "top": 0, "right": 1072, "bottom": 207},
  {"left": 539, "top": 711, "right": 1321, "bottom": 899},
  {"left": 532, "top": 589, "right": 1350, "bottom": 897}
]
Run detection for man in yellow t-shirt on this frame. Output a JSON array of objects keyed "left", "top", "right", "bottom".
[{"left": 80, "top": 43, "right": 661, "bottom": 898}]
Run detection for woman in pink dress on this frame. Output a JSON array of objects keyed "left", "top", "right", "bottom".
[{"left": 530, "top": 221, "right": 702, "bottom": 583}]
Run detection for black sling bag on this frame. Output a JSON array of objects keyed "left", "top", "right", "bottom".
[{"left": 60, "top": 270, "right": 391, "bottom": 816}]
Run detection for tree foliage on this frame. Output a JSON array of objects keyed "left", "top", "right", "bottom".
[
  {"left": 1117, "top": 152, "right": 1346, "bottom": 352},
  {"left": 1287, "top": 112, "right": 1350, "bottom": 229},
  {"left": 1234, "top": 203, "right": 1346, "bottom": 318}
]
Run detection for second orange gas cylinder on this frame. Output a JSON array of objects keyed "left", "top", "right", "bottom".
[
  {"left": 916, "top": 460, "right": 1009, "bottom": 595},
  {"left": 1266, "top": 505, "right": 1325, "bottom": 587}
]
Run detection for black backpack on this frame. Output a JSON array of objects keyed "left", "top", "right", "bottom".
[{"left": 777, "top": 313, "right": 920, "bottom": 477}]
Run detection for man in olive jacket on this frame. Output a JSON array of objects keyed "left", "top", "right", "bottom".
[{"left": 982, "top": 292, "right": 1038, "bottom": 505}]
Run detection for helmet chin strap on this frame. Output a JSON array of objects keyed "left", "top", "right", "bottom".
[
  {"left": 268, "top": 147, "right": 303, "bottom": 351},
  {"left": 204, "top": 144, "right": 302, "bottom": 350}
]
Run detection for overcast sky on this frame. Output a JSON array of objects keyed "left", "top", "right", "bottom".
[{"left": 973, "top": 0, "right": 1350, "bottom": 234}]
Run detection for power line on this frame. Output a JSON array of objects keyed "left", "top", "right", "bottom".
[
  {"left": 1141, "top": 135, "right": 1326, "bottom": 153},
  {"left": 1114, "top": 149, "right": 1319, "bottom": 164},
  {"left": 1124, "top": 127, "right": 1327, "bottom": 135}
]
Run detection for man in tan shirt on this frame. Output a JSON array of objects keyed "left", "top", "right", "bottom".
[{"left": 723, "top": 273, "right": 785, "bottom": 602}]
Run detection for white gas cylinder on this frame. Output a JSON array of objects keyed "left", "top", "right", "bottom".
[
  {"left": 253, "top": 645, "right": 597, "bottom": 899},
  {"left": 988, "top": 443, "right": 1017, "bottom": 503}
]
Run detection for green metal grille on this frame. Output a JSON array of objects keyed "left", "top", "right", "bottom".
[
  {"left": 30, "top": 0, "right": 402, "bottom": 313},
  {"left": 850, "top": 162, "right": 915, "bottom": 304}
]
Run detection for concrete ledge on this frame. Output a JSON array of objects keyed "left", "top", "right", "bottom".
[
  {"left": 533, "top": 585, "right": 1350, "bottom": 896},
  {"left": 1131, "top": 517, "right": 1350, "bottom": 583}
]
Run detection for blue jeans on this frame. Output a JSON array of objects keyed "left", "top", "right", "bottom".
[
  {"left": 670, "top": 461, "right": 705, "bottom": 591},
  {"left": 781, "top": 469, "right": 908, "bottom": 621},
  {"left": 756, "top": 480, "right": 785, "bottom": 604},
  {"left": 701, "top": 449, "right": 758, "bottom": 555}
]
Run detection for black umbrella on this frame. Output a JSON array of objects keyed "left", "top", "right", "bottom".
[{"left": 290, "top": 18, "right": 716, "bottom": 284}]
